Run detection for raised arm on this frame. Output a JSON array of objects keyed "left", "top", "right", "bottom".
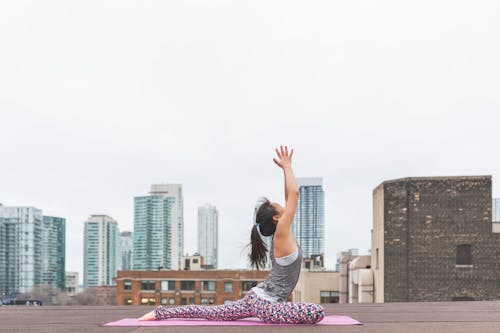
[
  {"left": 273, "top": 146, "right": 299, "bottom": 256},
  {"left": 273, "top": 146, "right": 299, "bottom": 208}
]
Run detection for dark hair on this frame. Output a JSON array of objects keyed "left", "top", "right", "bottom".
[{"left": 248, "top": 198, "right": 278, "bottom": 270}]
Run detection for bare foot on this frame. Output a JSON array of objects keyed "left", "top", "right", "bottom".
[{"left": 138, "top": 310, "right": 156, "bottom": 321}]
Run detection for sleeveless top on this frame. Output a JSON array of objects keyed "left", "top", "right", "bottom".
[{"left": 251, "top": 241, "right": 303, "bottom": 302}]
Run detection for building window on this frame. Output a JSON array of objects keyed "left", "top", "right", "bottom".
[
  {"left": 241, "top": 281, "right": 258, "bottom": 291},
  {"left": 141, "top": 280, "right": 156, "bottom": 290},
  {"left": 124, "top": 298, "right": 132, "bottom": 305},
  {"left": 456, "top": 244, "right": 472, "bottom": 266},
  {"left": 169, "top": 298, "right": 175, "bottom": 305},
  {"left": 181, "top": 297, "right": 194, "bottom": 305},
  {"left": 224, "top": 300, "right": 232, "bottom": 304},
  {"left": 148, "top": 298, "right": 156, "bottom": 305},
  {"left": 224, "top": 282, "right": 233, "bottom": 292},
  {"left": 140, "top": 297, "right": 149, "bottom": 305},
  {"left": 193, "top": 259, "right": 199, "bottom": 264},
  {"left": 320, "top": 291, "right": 339, "bottom": 303},
  {"left": 201, "top": 281, "right": 216, "bottom": 291},
  {"left": 161, "top": 280, "right": 175, "bottom": 291},
  {"left": 124, "top": 281, "right": 132, "bottom": 291},
  {"left": 181, "top": 280, "right": 195, "bottom": 290},
  {"left": 201, "top": 298, "right": 215, "bottom": 305}
]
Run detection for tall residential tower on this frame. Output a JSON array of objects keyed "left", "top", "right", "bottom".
[
  {"left": 133, "top": 184, "right": 184, "bottom": 270},
  {"left": 41, "top": 216, "right": 66, "bottom": 290},
  {"left": 292, "top": 178, "right": 325, "bottom": 259},
  {"left": 0, "top": 205, "right": 43, "bottom": 295},
  {"left": 197, "top": 204, "right": 218, "bottom": 268},
  {"left": 119, "top": 231, "right": 133, "bottom": 270},
  {"left": 83, "top": 215, "right": 119, "bottom": 288}
]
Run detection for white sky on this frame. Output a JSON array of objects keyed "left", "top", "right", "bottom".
[{"left": 1, "top": 1, "right": 499, "bottom": 283}]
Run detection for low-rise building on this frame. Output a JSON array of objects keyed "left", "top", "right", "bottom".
[
  {"left": 116, "top": 270, "right": 269, "bottom": 306},
  {"left": 65, "top": 272, "right": 79, "bottom": 297},
  {"left": 293, "top": 270, "right": 340, "bottom": 304}
]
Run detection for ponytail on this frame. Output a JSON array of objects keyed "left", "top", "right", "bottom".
[
  {"left": 248, "top": 198, "right": 278, "bottom": 270},
  {"left": 249, "top": 225, "right": 268, "bottom": 270}
]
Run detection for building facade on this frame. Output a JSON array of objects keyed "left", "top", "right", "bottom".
[
  {"left": 197, "top": 204, "right": 218, "bottom": 268},
  {"left": 120, "top": 231, "right": 133, "bottom": 271},
  {"left": 292, "top": 178, "right": 325, "bottom": 259},
  {"left": 293, "top": 270, "right": 340, "bottom": 304},
  {"left": 336, "top": 248, "right": 359, "bottom": 271},
  {"left": 116, "top": 269, "right": 269, "bottom": 306},
  {"left": 83, "top": 215, "right": 119, "bottom": 288},
  {"left": 133, "top": 184, "right": 184, "bottom": 270},
  {"left": 0, "top": 205, "right": 43, "bottom": 295},
  {"left": 372, "top": 176, "right": 500, "bottom": 302},
  {"left": 65, "top": 271, "right": 79, "bottom": 296},
  {"left": 41, "top": 216, "right": 66, "bottom": 290}
]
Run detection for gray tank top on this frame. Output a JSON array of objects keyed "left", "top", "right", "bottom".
[{"left": 254, "top": 242, "right": 303, "bottom": 302}]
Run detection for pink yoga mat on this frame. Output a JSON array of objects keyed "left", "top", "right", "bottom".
[{"left": 103, "top": 315, "right": 362, "bottom": 326}]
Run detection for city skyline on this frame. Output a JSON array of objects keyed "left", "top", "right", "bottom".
[{"left": 1, "top": 1, "right": 500, "bottom": 286}]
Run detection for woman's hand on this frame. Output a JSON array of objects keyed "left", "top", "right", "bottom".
[
  {"left": 138, "top": 310, "right": 156, "bottom": 321},
  {"left": 273, "top": 145, "right": 294, "bottom": 169}
]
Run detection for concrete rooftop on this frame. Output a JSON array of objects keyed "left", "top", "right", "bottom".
[{"left": 1, "top": 301, "right": 500, "bottom": 333}]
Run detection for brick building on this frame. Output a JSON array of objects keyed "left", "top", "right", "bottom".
[
  {"left": 116, "top": 270, "right": 269, "bottom": 306},
  {"left": 372, "top": 176, "right": 500, "bottom": 302}
]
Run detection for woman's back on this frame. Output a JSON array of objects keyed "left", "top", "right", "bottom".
[{"left": 253, "top": 241, "right": 303, "bottom": 302}]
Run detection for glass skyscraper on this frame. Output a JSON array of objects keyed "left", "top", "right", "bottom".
[
  {"left": 119, "top": 231, "right": 133, "bottom": 270},
  {"left": 0, "top": 205, "right": 43, "bottom": 295},
  {"left": 197, "top": 204, "right": 218, "bottom": 268},
  {"left": 41, "top": 216, "right": 66, "bottom": 290},
  {"left": 133, "top": 184, "right": 184, "bottom": 270},
  {"left": 83, "top": 215, "right": 119, "bottom": 288},
  {"left": 292, "top": 178, "right": 325, "bottom": 259}
]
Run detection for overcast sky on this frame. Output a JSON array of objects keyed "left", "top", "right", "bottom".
[{"left": 1, "top": 1, "right": 499, "bottom": 283}]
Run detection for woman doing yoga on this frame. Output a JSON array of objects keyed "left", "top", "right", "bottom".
[{"left": 139, "top": 146, "right": 325, "bottom": 324}]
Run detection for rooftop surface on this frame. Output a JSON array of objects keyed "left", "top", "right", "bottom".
[{"left": 1, "top": 301, "right": 500, "bottom": 333}]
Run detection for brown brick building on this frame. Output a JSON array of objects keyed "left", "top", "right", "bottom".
[
  {"left": 372, "top": 176, "right": 500, "bottom": 302},
  {"left": 116, "top": 270, "right": 269, "bottom": 306}
]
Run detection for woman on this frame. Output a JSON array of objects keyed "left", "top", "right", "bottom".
[{"left": 139, "top": 146, "right": 324, "bottom": 324}]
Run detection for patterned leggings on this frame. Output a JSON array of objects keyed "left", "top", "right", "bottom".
[{"left": 154, "top": 291, "right": 324, "bottom": 324}]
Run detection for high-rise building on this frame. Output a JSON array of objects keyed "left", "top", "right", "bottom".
[
  {"left": 493, "top": 198, "right": 500, "bottom": 222},
  {"left": 197, "top": 204, "right": 218, "bottom": 268},
  {"left": 292, "top": 178, "right": 324, "bottom": 259},
  {"left": 0, "top": 205, "right": 43, "bottom": 295},
  {"left": 83, "top": 215, "right": 119, "bottom": 288},
  {"left": 372, "top": 176, "right": 500, "bottom": 302},
  {"left": 119, "top": 231, "right": 133, "bottom": 270},
  {"left": 41, "top": 216, "right": 66, "bottom": 290},
  {"left": 133, "top": 184, "right": 184, "bottom": 270}
]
